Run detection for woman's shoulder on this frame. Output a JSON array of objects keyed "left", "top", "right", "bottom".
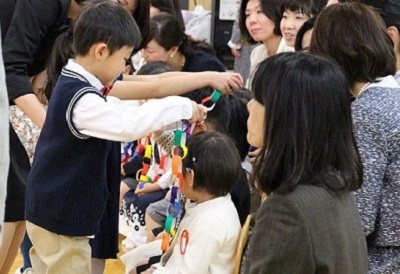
[{"left": 185, "top": 51, "right": 225, "bottom": 72}]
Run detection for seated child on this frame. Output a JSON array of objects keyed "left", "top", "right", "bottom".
[
  {"left": 145, "top": 88, "right": 251, "bottom": 243},
  {"left": 144, "top": 131, "right": 242, "bottom": 273}
]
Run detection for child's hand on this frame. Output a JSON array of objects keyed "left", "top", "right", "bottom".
[
  {"left": 135, "top": 183, "right": 152, "bottom": 195},
  {"left": 188, "top": 102, "right": 207, "bottom": 124},
  {"left": 248, "top": 147, "right": 262, "bottom": 166},
  {"left": 208, "top": 72, "right": 243, "bottom": 94}
]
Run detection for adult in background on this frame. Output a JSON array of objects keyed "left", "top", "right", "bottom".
[
  {"left": 142, "top": 12, "right": 225, "bottom": 73},
  {"left": 246, "top": 52, "right": 368, "bottom": 273},
  {"left": 0, "top": 39, "right": 9, "bottom": 262},
  {"left": 310, "top": 3, "right": 400, "bottom": 273}
]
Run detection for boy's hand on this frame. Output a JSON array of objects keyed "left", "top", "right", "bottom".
[
  {"left": 188, "top": 102, "right": 207, "bottom": 124},
  {"left": 208, "top": 72, "right": 243, "bottom": 94}
]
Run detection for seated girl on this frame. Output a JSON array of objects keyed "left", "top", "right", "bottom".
[{"left": 143, "top": 131, "right": 242, "bottom": 274}]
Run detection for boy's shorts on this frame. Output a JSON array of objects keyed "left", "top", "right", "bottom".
[
  {"left": 122, "top": 177, "right": 138, "bottom": 190},
  {"left": 147, "top": 198, "right": 171, "bottom": 225}
]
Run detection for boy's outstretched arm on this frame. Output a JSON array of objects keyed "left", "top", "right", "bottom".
[{"left": 109, "top": 71, "right": 243, "bottom": 100}]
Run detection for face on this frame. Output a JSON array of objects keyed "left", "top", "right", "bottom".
[
  {"left": 116, "top": 0, "right": 138, "bottom": 12},
  {"left": 245, "top": 0, "right": 276, "bottom": 43},
  {"left": 247, "top": 98, "right": 265, "bottom": 148},
  {"left": 150, "top": 5, "right": 161, "bottom": 17},
  {"left": 301, "top": 29, "right": 313, "bottom": 52},
  {"left": 281, "top": 10, "right": 310, "bottom": 47},
  {"left": 99, "top": 46, "right": 133, "bottom": 85},
  {"left": 142, "top": 39, "right": 172, "bottom": 63}
]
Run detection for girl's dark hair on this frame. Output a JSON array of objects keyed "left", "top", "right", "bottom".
[
  {"left": 251, "top": 52, "right": 362, "bottom": 195},
  {"left": 183, "top": 87, "right": 250, "bottom": 161},
  {"left": 283, "top": 0, "right": 328, "bottom": 17},
  {"left": 44, "top": 22, "right": 74, "bottom": 101},
  {"left": 150, "top": 0, "right": 184, "bottom": 29},
  {"left": 239, "top": 0, "right": 284, "bottom": 44},
  {"left": 136, "top": 61, "right": 173, "bottom": 75},
  {"left": 183, "top": 131, "right": 241, "bottom": 196},
  {"left": 227, "top": 91, "right": 251, "bottom": 161},
  {"left": 132, "top": 0, "right": 151, "bottom": 53},
  {"left": 294, "top": 16, "right": 316, "bottom": 52},
  {"left": 149, "top": 13, "right": 214, "bottom": 58},
  {"left": 309, "top": 2, "right": 396, "bottom": 85}
]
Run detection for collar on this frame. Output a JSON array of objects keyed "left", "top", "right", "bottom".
[
  {"left": 64, "top": 59, "right": 105, "bottom": 92},
  {"left": 368, "top": 75, "right": 399, "bottom": 90},
  {"left": 186, "top": 194, "right": 232, "bottom": 215},
  {"left": 277, "top": 37, "right": 294, "bottom": 54}
]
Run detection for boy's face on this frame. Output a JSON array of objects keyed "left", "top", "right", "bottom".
[
  {"left": 98, "top": 46, "right": 134, "bottom": 85},
  {"left": 281, "top": 10, "right": 310, "bottom": 47}
]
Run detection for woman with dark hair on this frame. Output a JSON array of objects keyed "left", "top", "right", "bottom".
[
  {"left": 310, "top": 3, "right": 400, "bottom": 273},
  {"left": 246, "top": 52, "right": 368, "bottom": 273},
  {"left": 150, "top": 0, "right": 184, "bottom": 28},
  {"left": 239, "top": 0, "right": 293, "bottom": 86},
  {"left": 142, "top": 12, "right": 225, "bottom": 72}
]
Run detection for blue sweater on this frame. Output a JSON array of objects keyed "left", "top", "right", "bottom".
[{"left": 26, "top": 68, "right": 116, "bottom": 236}]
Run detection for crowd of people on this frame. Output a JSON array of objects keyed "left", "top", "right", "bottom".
[{"left": 0, "top": 0, "right": 399, "bottom": 273}]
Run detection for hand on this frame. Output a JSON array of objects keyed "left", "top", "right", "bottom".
[
  {"left": 134, "top": 183, "right": 153, "bottom": 195},
  {"left": 231, "top": 48, "right": 241, "bottom": 58},
  {"left": 188, "top": 102, "right": 207, "bottom": 124},
  {"left": 208, "top": 72, "right": 243, "bottom": 94},
  {"left": 248, "top": 147, "right": 262, "bottom": 166}
]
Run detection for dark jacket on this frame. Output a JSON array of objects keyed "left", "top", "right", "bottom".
[{"left": 249, "top": 184, "right": 368, "bottom": 274}]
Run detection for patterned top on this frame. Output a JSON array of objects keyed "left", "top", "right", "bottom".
[
  {"left": 9, "top": 105, "right": 41, "bottom": 163},
  {"left": 351, "top": 75, "right": 400, "bottom": 272}
]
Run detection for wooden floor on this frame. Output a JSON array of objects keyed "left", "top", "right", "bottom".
[{"left": 9, "top": 236, "right": 126, "bottom": 274}]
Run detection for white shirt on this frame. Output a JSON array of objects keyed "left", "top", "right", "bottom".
[
  {"left": 66, "top": 59, "right": 193, "bottom": 142},
  {"left": 153, "top": 195, "right": 241, "bottom": 274},
  {"left": 247, "top": 38, "right": 294, "bottom": 88}
]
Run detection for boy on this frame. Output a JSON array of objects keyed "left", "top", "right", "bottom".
[{"left": 25, "top": 2, "right": 207, "bottom": 273}]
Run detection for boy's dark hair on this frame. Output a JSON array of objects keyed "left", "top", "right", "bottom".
[
  {"left": 150, "top": 0, "right": 185, "bottom": 29},
  {"left": 283, "top": 0, "right": 328, "bottom": 17},
  {"left": 309, "top": 2, "right": 396, "bottom": 85},
  {"left": 251, "top": 52, "right": 363, "bottom": 195},
  {"left": 149, "top": 13, "right": 215, "bottom": 59},
  {"left": 73, "top": 1, "right": 141, "bottom": 56},
  {"left": 239, "top": 0, "right": 284, "bottom": 44},
  {"left": 136, "top": 61, "right": 173, "bottom": 75},
  {"left": 294, "top": 16, "right": 316, "bottom": 52},
  {"left": 183, "top": 131, "right": 241, "bottom": 196}
]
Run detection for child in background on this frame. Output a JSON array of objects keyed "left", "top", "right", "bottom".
[
  {"left": 24, "top": 2, "right": 208, "bottom": 273},
  {"left": 280, "top": 0, "right": 327, "bottom": 48},
  {"left": 143, "top": 131, "right": 242, "bottom": 274}
]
